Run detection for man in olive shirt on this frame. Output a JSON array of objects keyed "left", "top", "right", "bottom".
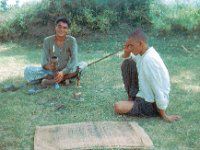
[{"left": 24, "top": 17, "right": 80, "bottom": 85}]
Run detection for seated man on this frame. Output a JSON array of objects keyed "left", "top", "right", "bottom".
[
  {"left": 24, "top": 16, "right": 84, "bottom": 86},
  {"left": 114, "top": 28, "right": 181, "bottom": 122}
]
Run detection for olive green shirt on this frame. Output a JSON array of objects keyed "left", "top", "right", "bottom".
[{"left": 41, "top": 35, "right": 78, "bottom": 74}]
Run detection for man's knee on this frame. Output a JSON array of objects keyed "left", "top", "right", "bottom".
[
  {"left": 113, "top": 101, "right": 134, "bottom": 114},
  {"left": 113, "top": 102, "right": 128, "bottom": 114},
  {"left": 113, "top": 102, "right": 121, "bottom": 114},
  {"left": 24, "top": 66, "right": 32, "bottom": 79},
  {"left": 24, "top": 66, "right": 48, "bottom": 82},
  {"left": 121, "top": 59, "right": 136, "bottom": 71},
  {"left": 24, "top": 66, "right": 30, "bottom": 74}
]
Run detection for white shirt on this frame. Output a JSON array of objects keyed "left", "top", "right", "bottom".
[{"left": 133, "top": 47, "right": 170, "bottom": 110}]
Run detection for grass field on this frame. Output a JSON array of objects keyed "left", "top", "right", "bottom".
[{"left": 0, "top": 31, "right": 200, "bottom": 150}]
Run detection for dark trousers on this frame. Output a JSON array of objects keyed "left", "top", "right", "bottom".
[
  {"left": 121, "top": 58, "right": 139, "bottom": 99},
  {"left": 121, "top": 59, "right": 159, "bottom": 117}
]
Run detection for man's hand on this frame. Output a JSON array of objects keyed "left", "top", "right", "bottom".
[
  {"left": 159, "top": 109, "right": 181, "bottom": 123},
  {"left": 163, "top": 115, "right": 181, "bottom": 122},
  {"left": 43, "top": 64, "right": 57, "bottom": 71},
  {"left": 123, "top": 42, "right": 132, "bottom": 53},
  {"left": 122, "top": 43, "right": 132, "bottom": 58},
  {"left": 54, "top": 71, "right": 65, "bottom": 83}
]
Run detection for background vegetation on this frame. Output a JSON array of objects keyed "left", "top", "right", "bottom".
[
  {"left": 149, "top": 0, "right": 200, "bottom": 34},
  {"left": 0, "top": 0, "right": 200, "bottom": 41},
  {"left": 0, "top": 0, "right": 150, "bottom": 41}
]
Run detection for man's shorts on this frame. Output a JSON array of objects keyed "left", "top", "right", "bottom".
[{"left": 126, "top": 97, "right": 159, "bottom": 117}]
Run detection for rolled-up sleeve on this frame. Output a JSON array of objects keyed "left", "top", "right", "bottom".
[
  {"left": 143, "top": 60, "right": 169, "bottom": 110},
  {"left": 62, "top": 37, "right": 78, "bottom": 74}
]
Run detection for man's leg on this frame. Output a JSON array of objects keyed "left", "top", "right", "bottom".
[
  {"left": 114, "top": 58, "right": 139, "bottom": 115},
  {"left": 62, "top": 71, "right": 78, "bottom": 81},
  {"left": 41, "top": 70, "right": 79, "bottom": 86},
  {"left": 61, "top": 62, "right": 87, "bottom": 84},
  {"left": 41, "top": 61, "right": 87, "bottom": 85},
  {"left": 114, "top": 101, "right": 134, "bottom": 114},
  {"left": 24, "top": 66, "right": 53, "bottom": 83},
  {"left": 121, "top": 58, "right": 139, "bottom": 100},
  {"left": 114, "top": 59, "right": 159, "bottom": 117},
  {"left": 114, "top": 98, "right": 159, "bottom": 117}
]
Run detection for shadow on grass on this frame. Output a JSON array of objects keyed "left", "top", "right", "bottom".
[{"left": 0, "top": 43, "right": 41, "bottom": 64}]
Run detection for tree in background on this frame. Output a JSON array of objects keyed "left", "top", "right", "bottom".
[
  {"left": 0, "top": 0, "right": 200, "bottom": 41},
  {"left": 0, "top": 0, "right": 8, "bottom": 11},
  {"left": 149, "top": 0, "right": 200, "bottom": 33}
]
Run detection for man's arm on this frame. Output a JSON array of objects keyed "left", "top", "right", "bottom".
[
  {"left": 41, "top": 38, "right": 56, "bottom": 71},
  {"left": 143, "top": 59, "right": 181, "bottom": 122}
]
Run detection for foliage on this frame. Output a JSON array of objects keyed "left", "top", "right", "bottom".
[
  {"left": 0, "top": 1, "right": 50, "bottom": 40},
  {"left": 0, "top": 0, "right": 8, "bottom": 11},
  {"left": 0, "top": 0, "right": 150, "bottom": 40},
  {"left": 149, "top": 0, "right": 200, "bottom": 33},
  {"left": 1, "top": 0, "right": 200, "bottom": 40}
]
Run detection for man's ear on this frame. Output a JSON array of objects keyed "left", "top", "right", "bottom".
[{"left": 140, "top": 40, "right": 146, "bottom": 49}]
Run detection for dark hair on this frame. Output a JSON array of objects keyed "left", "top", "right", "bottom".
[
  {"left": 55, "top": 16, "right": 71, "bottom": 28},
  {"left": 128, "top": 28, "right": 148, "bottom": 43}
]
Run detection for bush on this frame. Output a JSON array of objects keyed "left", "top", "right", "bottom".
[
  {"left": 0, "top": 1, "right": 50, "bottom": 40},
  {"left": 149, "top": 0, "right": 200, "bottom": 33},
  {"left": 0, "top": 0, "right": 150, "bottom": 41}
]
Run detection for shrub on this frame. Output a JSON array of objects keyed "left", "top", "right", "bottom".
[
  {"left": 0, "top": 0, "right": 151, "bottom": 41},
  {"left": 70, "top": 21, "right": 81, "bottom": 35},
  {"left": 149, "top": 0, "right": 200, "bottom": 33}
]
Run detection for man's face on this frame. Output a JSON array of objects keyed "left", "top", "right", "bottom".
[
  {"left": 124, "top": 38, "right": 141, "bottom": 55},
  {"left": 55, "top": 21, "right": 69, "bottom": 37}
]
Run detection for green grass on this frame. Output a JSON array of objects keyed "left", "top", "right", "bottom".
[{"left": 0, "top": 32, "right": 200, "bottom": 150}]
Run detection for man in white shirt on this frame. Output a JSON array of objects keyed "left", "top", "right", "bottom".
[{"left": 114, "top": 28, "right": 181, "bottom": 122}]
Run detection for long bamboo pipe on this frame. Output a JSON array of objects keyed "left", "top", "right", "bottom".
[{"left": 87, "top": 49, "right": 121, "bottom": 67}]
